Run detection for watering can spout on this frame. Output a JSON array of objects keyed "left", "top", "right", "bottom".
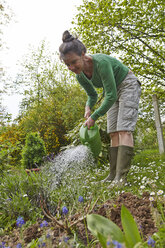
[{"left": 79, "top": 123, "right": 102, "bottom": 157}]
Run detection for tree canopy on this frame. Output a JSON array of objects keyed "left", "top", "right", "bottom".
[{"left": 73, "top": 0, "right": 165, "bottom": 88}]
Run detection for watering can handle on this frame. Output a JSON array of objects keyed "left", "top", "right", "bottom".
[
  {"left": 83, "top": 125, "right": 89, "bottom": 140},
  {"left": 83, "top": 124, "right": 95, "bottom": 140}
]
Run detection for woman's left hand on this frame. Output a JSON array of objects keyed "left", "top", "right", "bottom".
[{"left": 84, "top": 117, "right": 95, "bottom": 129}]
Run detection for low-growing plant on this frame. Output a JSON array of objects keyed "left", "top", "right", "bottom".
[
  {"left": 87, "top": 205, "right": 142, "bottom": 248},
  {"left": 0, "top": 169, "right": 43, "bottom": 231},
  {"left": 132, "top": 149, "right": 162, "bottom": 167}
]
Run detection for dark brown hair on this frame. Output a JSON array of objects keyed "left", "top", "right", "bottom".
[{"left": 59, "top": 30, "right": 87, "bottom": 59}]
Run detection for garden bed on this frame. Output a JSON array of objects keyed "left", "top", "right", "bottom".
[{"left": 0, "top": 192, "right": 160, "bottom": 247}]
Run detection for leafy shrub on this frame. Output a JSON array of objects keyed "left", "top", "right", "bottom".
[
  {"left": 0, "top": 125, "right": 24, "bottom": 169},
  {"left": 21, "top": 132, "right": 46, "bottom": 169}
]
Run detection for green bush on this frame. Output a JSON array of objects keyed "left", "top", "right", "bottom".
[{"left": 21, "top": 132, "right": 46, "bottom": 169}]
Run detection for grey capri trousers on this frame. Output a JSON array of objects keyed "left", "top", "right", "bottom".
[{"left": 107, "top": 71, "right": 141, "bottom": 133}]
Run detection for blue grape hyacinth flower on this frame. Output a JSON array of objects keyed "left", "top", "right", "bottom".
[
  {"left": 62, "top": 206, "right": 69, "bottom": 215},
  {"left": 16, "top": 216, "right": 25, "bottom": 228},
  {"left": 147, "top": 237, "right": 155, "bottom": 247},
  {"left": 63, "top": 237, "right": 70, "bottom": 243},
  {"left": 112, "top": 240, "right": 123, "bottom": 248},
  {"left": 16, "top": 244, "right": 22, "bottom": 248},
  {"left": 78, "top": 196, "right": 84, "bottom": 203},
  {"left": 40, "top": 220, "right": 48, "bottom": 228}
]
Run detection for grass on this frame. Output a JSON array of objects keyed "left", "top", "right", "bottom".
[{"left": 0, "top": 148, "right": 165, "bottom": 247}]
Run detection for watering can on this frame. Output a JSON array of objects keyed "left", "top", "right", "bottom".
[{"left": 79, "top": 123, "right": 102, "bottom": 157}]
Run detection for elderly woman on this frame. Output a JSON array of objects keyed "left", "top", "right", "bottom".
[{"left": 59, "top": 30, "right": 141, "bottom": 184}]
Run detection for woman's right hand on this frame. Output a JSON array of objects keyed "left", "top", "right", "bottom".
[{"left": 84, "top": 106, "right": 91, "bottom": 119}]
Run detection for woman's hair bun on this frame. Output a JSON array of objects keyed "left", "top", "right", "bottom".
[{"left": 62, "top": 30, "right": 75, "bottom": 42}]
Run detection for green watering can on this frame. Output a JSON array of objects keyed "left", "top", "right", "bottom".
[{"left": 79, "top": 123, "right": 102, "bottom": 157}]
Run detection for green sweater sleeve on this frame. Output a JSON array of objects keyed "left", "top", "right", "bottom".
[
  {"left": 76, "top": 76, "right": 98, "bottom": 109},
  {"left": 91, "top": 60, "right": 117, "bottom": 121}
]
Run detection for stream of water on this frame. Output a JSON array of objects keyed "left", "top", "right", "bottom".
[{"left": 42, "top": 145, "right": 96, "bottom": 191}]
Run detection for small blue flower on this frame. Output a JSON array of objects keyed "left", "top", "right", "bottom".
[
  {"left": 78, "top": 196, "right": 84, "bottom": 203},
  {"left": 46, "top": 233, "right": 51, "bottom": 238},
  {"left": 0, "top": 242, "right": 6, "bottom": 248},
  {"left": 40, "top": 220, "right": 48, "bottom": 227},
  {"left": 16, "top": 243, "right": 22, "bottom": 248},
  {"left": 41, "top": 243, "right": 46, "bottom": 247},
  {"left": 147, "top": 237, "right": 155, "bottom": 247},
  {"left": 112, "top": 240, "right": 123, "bottom": 248},
  {"left": 63, "top": 237, "right": 70, "bottom": 243},
  {"left": 107, "top": 241, "right": 111, "bottom": 245},
  {"left": 16, "top": 216, "right": 25, "bottom": 227},
  {"left": 6, "top": 198, "right": 12, "bottom": 201},
  {"left": 62, "top": 206, "right": 68, "bottom": 215}
]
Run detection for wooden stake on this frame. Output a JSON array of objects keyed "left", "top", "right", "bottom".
[{"left": 152, "top": 94, "right": 165, "bottom": 154}]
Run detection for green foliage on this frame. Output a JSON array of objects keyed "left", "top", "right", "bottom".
[
  {"left": 73, "top": 0, "right": 164, "bottom": 85},
  {"left": 132, "top": 149, "right": 161, "bottom": 167},
  {"left": 134, "top": 123, "right": 158, "bottom": 150},
  {"left": 14, "top": 41, "right": 86, "bottom": 131},
  {"left": 87, "top": 205, "right": 142, "bottom": 248},
  {"left": 152, "top": 225, "right": 165, "bottom": 248},
  {"left": 21, "top": 132, "right": 46, "bottom": 169},
  {"left": 0, "top": 169, "right": 43, "bottom": 230},
  {"left": 0, "top": 124, "right": 24, "bottom": 169},
  {"left": 121, "top": 205, "right": 142, "bottom": 248},
  {"left": 87, "top": 214, "right": 124, "bottom": 245},
  {"left": 0, "top": 102, "right": 12, "bottom": 126},
  {"left": 19, "top": 101, "right": 67, "bottom": 155}
]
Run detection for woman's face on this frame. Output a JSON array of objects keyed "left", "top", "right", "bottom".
[{"left": 63, "top": 52, "right": 85, "bottom": 74}]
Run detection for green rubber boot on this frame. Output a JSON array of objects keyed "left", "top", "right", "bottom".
[
  {"left": 113, "top": 145, "right": 134, "bottom": 184},
  {"left": 103, "top": 146, "right": 118, "bottom": 182}
]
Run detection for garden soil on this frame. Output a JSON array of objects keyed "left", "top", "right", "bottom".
[{"left": 0, "top": 192, "right": 158, "bottom": 247}]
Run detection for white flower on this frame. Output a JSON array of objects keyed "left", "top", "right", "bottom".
[
  {"left": 149, "top": 197, "right": 154, "bottom": 201},
  {"left": 150, "top": 192, "right": 155, "bottom": 196},
  {"left": 140, "top": 185, "right": 145, "bottom": 189},
  {"left": 23, "top": 194, "right": 28, "bottom": 197},
  {"left": 157, "top": 190, "right": 163, "bottom": 196}
]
